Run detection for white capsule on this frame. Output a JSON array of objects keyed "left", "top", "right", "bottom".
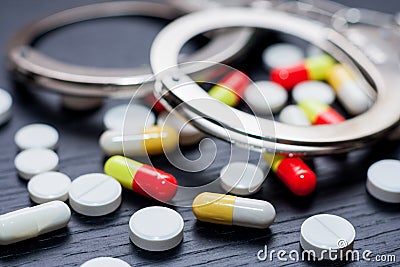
[
  {"left": 0, "top": 201, "right": 71, "bottom": 245},
  {"left": 336, "top": 81, "right": 372, "bottom": 115},
  {"left": 279, "top": 105, "right": 311, "bottom": 126},
  {"left": 99, "top": 126, "right": 178, "bottom": 157}
]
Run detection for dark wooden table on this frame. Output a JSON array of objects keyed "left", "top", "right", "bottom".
[{"left": 0, "top": 1, "right": 399, "bottom": 266}]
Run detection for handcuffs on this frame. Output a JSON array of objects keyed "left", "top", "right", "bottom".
[
  {"left": 8, "top": 0, "right": 400, "bottom": 156},
  {"left": 150, "top": 0, "right": 400, "bottom": 155},
  {"left": 7, "top": 1, "right": 253, "bottom": 108}
]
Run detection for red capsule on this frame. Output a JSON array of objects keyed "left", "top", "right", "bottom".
[
  {"left": 104, "top": 156, "right": 178, "bottom": 202},
  {"left": 264, "top": 154, "right": 316, "bottom": 196}
]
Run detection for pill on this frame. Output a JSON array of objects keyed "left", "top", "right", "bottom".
[
  {"left": 220, "top": 162, "right": 265, "bottom": 196},
  {"left": 264, "top": 154, "right": 316, "bottom": 196},
  {"left": 69, "top": 173, "right": 122, "bottom": 216},
  {"left": 292, "top": 81, "right": 335, "bottom": 105},
  {"left": 99, "top": 126, "right": 178, "bottom": 156},
  {"left": 327, "top": 64, "right": 372, "bottom": 115},
  {"left": 103, "top": 104, "right": 155, "bottom": 131},
  {"left": 0, "top": 88, "right": 12, "bottom": 126},
  {"left": 0, "top": 201, "right": 71, "bottom": 245},
  {"left": 14, "top": 148, "right": 59, "bottom": 180},
  {"left": 298, "top": 99, "right": 345, "bottom": 125},
  {"left": 208, "top": 70, "right": 250, "bottom": 106},
  {"left": 146, "top": 93, "right": 166, "bottom": 113},
  {"left": 244, "top": 81, "right": 288, "bottom": 114},
  {"left": 300, "top": 214, "right": 355, "bottom": 260},
  {"left": 270, "top": 54, "right": 335, "bottom": 89},
  {"left": 192, "top": 192, "right": 275, "bottom": 229},
  {"left": 81, "top": 257, "right": 131, "bottom": 267},
  {"left": 104, "top": 156, "right": 178, "bottom": 202},
  {"left": 14, "top": 123, "right": 59, "bottom": 150},
  {"left": 129, "top": 206, "right": 184, "bottom": 251},
  {"left": 366, "top": 159, "right": 400, "bottom": 203},
  {"left": 28, "top": 172, "right": 71, "bottom": 204},
  {"left": 279, "top": 105, "right": 311, "bottom": 126},
  {"left": 157, "top": 111, "right": 204, "bottom": 146},
  {"left": 262, "top": 43, "right": 304, "bottom": 69}
]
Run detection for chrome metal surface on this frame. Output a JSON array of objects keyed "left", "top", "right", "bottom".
[
  {"left": 150, "top": 7, "right": 400, "bottom": 155},
  {"left": 8, "top": 1, "right": 253, "bottom": 98}
]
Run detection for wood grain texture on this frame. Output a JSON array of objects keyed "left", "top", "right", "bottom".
[{"left": 0, "top": 0, "right": 399, "bottom": 266}]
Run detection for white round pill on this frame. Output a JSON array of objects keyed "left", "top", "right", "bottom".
[
  {"left": 220, "top": 162, "right": 265, "bottom": 196},
  {"left": 279, "top": 105, "right": 311, "bottom": 126},
  {"left": 300, "top": 214, "right": 355, "bottom": 260},
  {"left": 28, "top": 172, "right": 71, "bottom": 204},
  {"left": 69, "top": 173, "right": 122, "bottom": 216},
  {"left": 104, "top": 104, "right": 155, "bottom": 132},
  {"left": 262, "top": 43, "right": 304, "bottom": 69},
  {"left": 157, "top": 111, "right": 204, "bottom": 146},
  {"left": 81, "top": 257, "right": 131, "bottom": 267},
  {"left": 367, "top": 159, "right": 400, "bottom": 203},
  {"left": 244, "top": 81, "right": 288, "bottom": 114},
  {"left": 15, "top": 123, "right": 59, "bottom": 150},
  {"left": 14, "top": 149, "right": 59, "bottom": 180},
  {"left": 292, "top": 81, "right": 336, "bottom": 105},
  {"left": 129, "top": 206, "right": 184, "bottom": 251},
  {"left": 0, "top": 88, "right": 12, "bottom": 125}
]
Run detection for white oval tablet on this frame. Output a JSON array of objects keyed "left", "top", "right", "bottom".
[
  {"left": 69, "top": 173, "right": 122, "bottom": 216},
  {"left": 262, "top": 43, "right": 304, "bottom": 69},
  {"left": 220, "top": 162, "right": 265, "bottom": 196},
  {"left": 14, "top": 149, "right": 59, "bottom": 180},
  {"left": 81, "top": 257, "right": 131, "bottom": 267},
  {"left": 244, "top": 81, "right": 288, "bottom": 114},
  {"left": 367, "top": 159, "right": 400, "bottom": 203},
  {"left": 129, "top": 206, "right": 184, "bottom": 251},
  {"left": 104, "top": 104, "right": 155, "bottom": 132},
  {"left": 300, "top": 214, "right": 355, "bottom": 260},
  {"left": 28, "top": 172, "right": 71, "bottom": 204},
  {"left": 0, "top": 88, "right": 12, "bottom": 125},
  {"left": 292, "top": 81, "right": 336, "bottom": 105},
  {"left": 279, "top": 105, "right": 311, "bottom": 126},
  {"left": 14, "top": 123, "right": 59, "bottom": 150},
  {"left": 157, "top": 111, "right": 204, "bottom": 146}
]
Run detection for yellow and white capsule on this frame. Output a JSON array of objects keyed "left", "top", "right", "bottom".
[
  {"left": 327, "top": 64, "right": 372, "bottom": 115},
  {"left": 99, "top": 126, "right": 178, "bottom": 156},
  {"left": 192, "top": 192, "right": 275, "bottom": 229}
]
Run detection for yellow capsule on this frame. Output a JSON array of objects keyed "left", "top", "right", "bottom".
[
  {"left": 192, "top": 192, "right": 275, "bottom": 229},
  {"left": 99, "top": 126, "right": 178, "bottom": 156}
]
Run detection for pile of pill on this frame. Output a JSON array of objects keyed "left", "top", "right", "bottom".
[{"left": 0, "top": 39, "right": 397, "bottom": 266}]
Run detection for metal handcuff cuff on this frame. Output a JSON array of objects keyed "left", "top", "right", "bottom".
[
  {"left": 7, "top": 1, "right": 253, "bottom": 109},
  {"left": 150, "top": 0, "right": 400, "bottom": 156}
]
